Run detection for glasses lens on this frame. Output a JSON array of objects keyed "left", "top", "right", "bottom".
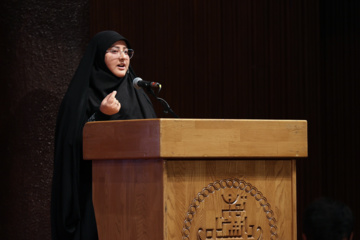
[{"left": 128, "top": 49, "right": 134, "bottom": 59}]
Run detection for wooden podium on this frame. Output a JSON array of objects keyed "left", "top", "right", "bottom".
[{"left": 83, "top": 119, "right": 307, "bottom": 240}]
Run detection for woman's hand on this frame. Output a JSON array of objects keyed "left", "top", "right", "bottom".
[{"left": 100, "top": 91, "right": 121, "bottom": 115}]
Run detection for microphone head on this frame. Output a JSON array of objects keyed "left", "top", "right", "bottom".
[{"left": 133, "top": 77, "right": 142, "bottom": 89}]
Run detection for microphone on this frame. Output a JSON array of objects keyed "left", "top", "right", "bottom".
[{"left": 133, "top": 77, "right": 161, "bottom": 90}]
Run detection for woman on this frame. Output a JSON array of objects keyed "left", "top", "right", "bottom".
[{"left": 51, "top": 31, "right": 156, "bottom": 240}]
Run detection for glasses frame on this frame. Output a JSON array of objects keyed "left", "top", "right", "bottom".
[{"left": 106, "top": 47, "right": 134, "bottom": 59}]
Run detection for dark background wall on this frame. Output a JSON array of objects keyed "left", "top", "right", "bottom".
[
  {"left": 0, "top": 0, "right": 359, "bottom": 239},
  {"left": 0, "top": 0, "right": 90, "bottom": 239}
]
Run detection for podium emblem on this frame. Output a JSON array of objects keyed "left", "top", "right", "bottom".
[{"left": 182, "top": 178, "right": 278, "bottom": 240}]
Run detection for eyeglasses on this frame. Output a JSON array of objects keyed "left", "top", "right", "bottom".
[{"left": 106, "top": 47, "right": 134, "bottom": 59}]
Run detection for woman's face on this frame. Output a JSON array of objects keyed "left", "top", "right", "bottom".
[{"left": 104, "top": 40, "right": 130, "bottom": 78}]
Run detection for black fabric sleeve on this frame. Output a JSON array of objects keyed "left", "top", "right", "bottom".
[{"left": 87, "top": 110, "right": 112, "bottom": 122}]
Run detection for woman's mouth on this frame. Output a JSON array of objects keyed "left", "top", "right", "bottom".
[{"left": 117, "top": 63, "right": 126, "bottom": 69}]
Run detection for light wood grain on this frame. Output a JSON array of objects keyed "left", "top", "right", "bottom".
[
  {"left": 164, "top": 159, "right": 296, "bottom": 240},
  {"left": 84, "top": 119, "right": 307, "bottom": 240},
  {"left": 83, "top": 118, "right": 307, "bottom": 159},
  {"left": 159, "top": 119, "right": 307, "bottom": 158}
]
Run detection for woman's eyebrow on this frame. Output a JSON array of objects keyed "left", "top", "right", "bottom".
[{"left": 110, "top": 45, "right": 127, "bottom": 49}]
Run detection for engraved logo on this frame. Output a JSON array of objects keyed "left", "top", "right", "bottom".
[{"left": 182, "top": 178, "right": 278, "bottom": 240}]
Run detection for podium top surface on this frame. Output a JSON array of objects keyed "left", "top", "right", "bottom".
[{"left": 83, "top": 118, "right": 307, "bottom": 160}]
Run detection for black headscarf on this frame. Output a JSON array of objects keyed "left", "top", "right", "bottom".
[{"left": 51, "top": 31, "right": 156, "bottom": 240}]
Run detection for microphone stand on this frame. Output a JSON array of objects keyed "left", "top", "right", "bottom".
[{"left": 146, "top": 87, "right": 179, "bottom": 118}]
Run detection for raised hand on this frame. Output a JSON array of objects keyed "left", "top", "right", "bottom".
[{"left": 100, "top": 90, "right": 121, "bottom": 115}]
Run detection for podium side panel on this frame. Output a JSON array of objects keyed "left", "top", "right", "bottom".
[
  {"left": 92, "top": 159, "right": 164, "bottom": 240},
  {"left": 84, "top": 120, "right": 160, "bottom": 159}
]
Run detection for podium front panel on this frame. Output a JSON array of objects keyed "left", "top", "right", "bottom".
[{"left": 164, "top": 159, "right": 296, "bottom": 240}]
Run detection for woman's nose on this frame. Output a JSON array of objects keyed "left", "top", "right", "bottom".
[{"left": 118, "top": 51, "right": 128, "bottom": 59}]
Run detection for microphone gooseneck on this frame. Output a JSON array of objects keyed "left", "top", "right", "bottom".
[{"left": 132, "top": 77, "right": 179, "bottom": 118}]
